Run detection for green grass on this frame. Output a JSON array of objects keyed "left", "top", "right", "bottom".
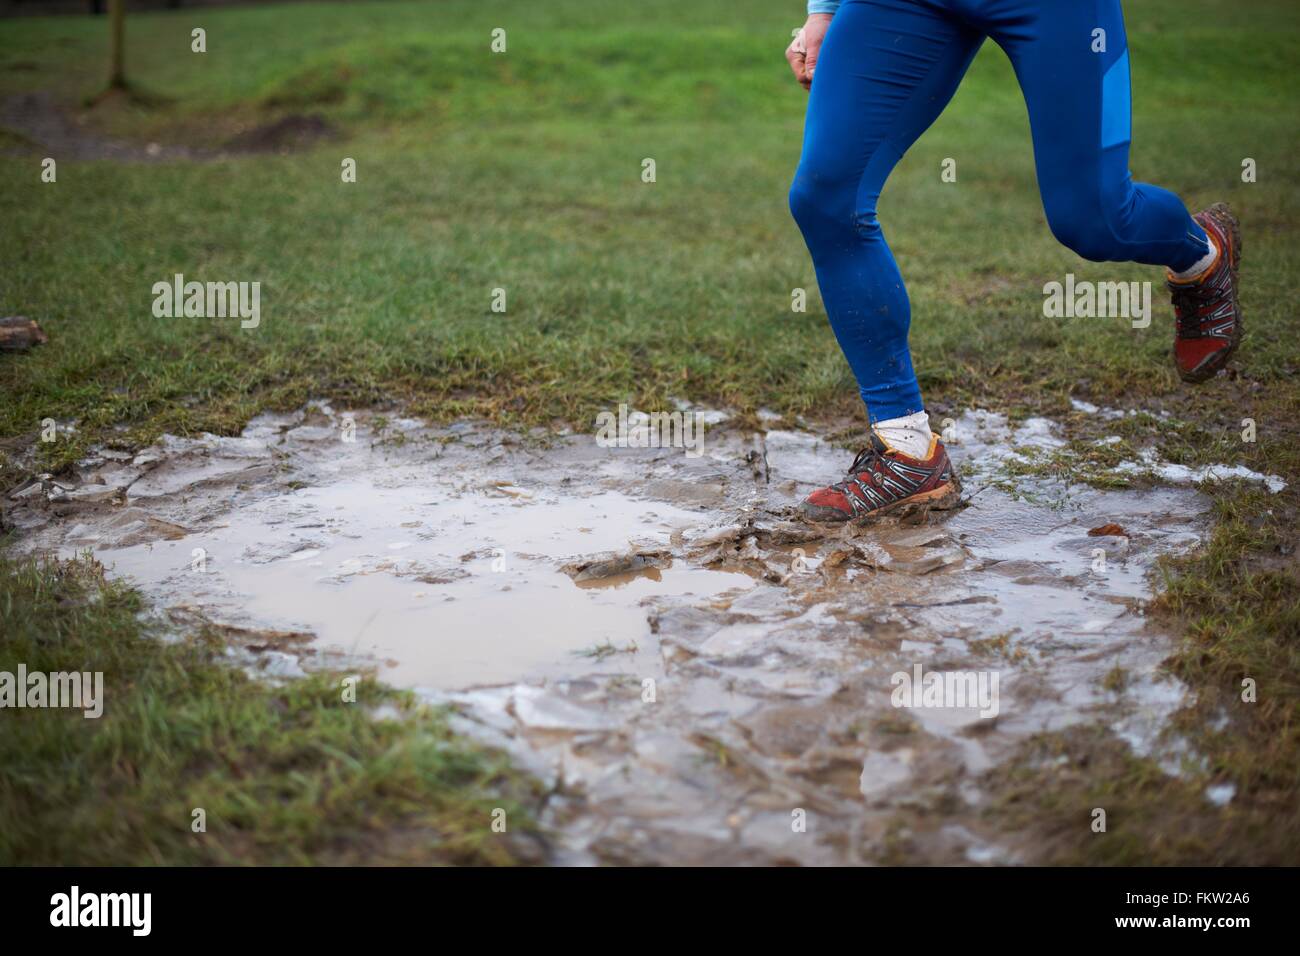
[
  {"left": 1, "top": 0, "right": 1298, "bottom": 863},
  {"left": 1, "top": 0, "right": 1295, "bottom": 469},
  {"left": 0, "top": 554, "right": 540, "bottom": 865}
]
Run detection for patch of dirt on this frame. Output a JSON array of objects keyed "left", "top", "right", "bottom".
[
  {"left": 221, "top": 113, "right": 339, "bottom": 154},
  {"left": 0, "top": 91, "right": 197, "bottom": 161},
  {"left": 0, "top": 90, "right": 339, "bottom": 162}
]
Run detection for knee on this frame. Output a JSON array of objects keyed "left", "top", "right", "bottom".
[
  {"left": 1047, "top": 214, "right": 1119, "bottom": 263},
  {"left": 1043, "top": 180, "right": 1137, "bottom": 262},
  {"left": 789, "top": 172, "right": 875, "bottom": 242},
  {"left": 789, "top": 174, "right": 835, "bottom": 236}
]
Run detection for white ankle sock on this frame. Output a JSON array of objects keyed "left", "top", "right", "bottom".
[
  {"left": 872, "top": 411, "right": 933, "bottom": 460},
  {"left": 1171, "top": 233, "right": 1219, "bottom": 281}
]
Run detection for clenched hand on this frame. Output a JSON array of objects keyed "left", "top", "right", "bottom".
[{"left": 785, "top": 14, "right": 833, "bottom": 91}]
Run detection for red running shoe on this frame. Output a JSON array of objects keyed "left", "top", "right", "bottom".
[
  {"left": 1168, "top": 203, "right": 1243, "bottom": 383},
  {"left": 800, "top": 433, "right": 962, "bottom": 523}
]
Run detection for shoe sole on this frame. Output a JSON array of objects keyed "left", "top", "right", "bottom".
[
  {"left": 1178, "top": 202, "right": 1243, "bottom": 384},
  {"left": 801, "top": 476, "right": 963, "bottom": 525}
]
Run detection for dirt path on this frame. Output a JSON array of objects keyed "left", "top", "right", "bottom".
[{"left": 0, "top": 90, "right": 336, "bottom": 161}]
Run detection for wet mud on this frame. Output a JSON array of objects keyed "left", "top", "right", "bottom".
[{"left": 5, "top": 404, "right": 1232, "bottom": 864}]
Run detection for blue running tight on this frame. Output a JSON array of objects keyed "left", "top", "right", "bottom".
[{"left": 789, "top": 0, "right": 1210, "bottom": 421}]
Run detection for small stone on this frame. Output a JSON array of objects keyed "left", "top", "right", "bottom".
[{"left": 0, "top": 316, "right": 48, "bottom": 352}]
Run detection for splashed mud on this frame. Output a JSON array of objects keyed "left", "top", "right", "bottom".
[{"left": 5, "top": 404, "right": 1217, "bottom": 864}]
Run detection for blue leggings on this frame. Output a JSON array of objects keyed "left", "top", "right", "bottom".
[{"left": 789, "top": 0, "right": 1210, "bottom": 422}]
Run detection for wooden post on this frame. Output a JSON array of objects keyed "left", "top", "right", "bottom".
[{"left": 108, "top": 0, "right": 126, "bottom": 90}]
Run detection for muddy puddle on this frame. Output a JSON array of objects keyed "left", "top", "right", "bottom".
[{"left": 6, "top": 403, "right": 1261, "bottom": 864}]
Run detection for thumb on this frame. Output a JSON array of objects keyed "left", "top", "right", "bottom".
[{"left": 806, "top": 44, "right": 820, "bottom": 81}]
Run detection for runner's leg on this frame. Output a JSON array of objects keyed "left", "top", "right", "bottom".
[{"left": 789, "top": 0, "right": 984, "bottom": 423}]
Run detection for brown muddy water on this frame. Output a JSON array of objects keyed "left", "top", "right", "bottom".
[{"left": 7, "top": 403, "right": 1276, "bottom": 864}]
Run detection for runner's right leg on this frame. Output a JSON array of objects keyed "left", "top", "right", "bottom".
[
  {"left": 789, "top": 0, "right": 981, "bottom": 521},
  {"left": 789, "top": 0, "right": 982, "bottom": 428}
]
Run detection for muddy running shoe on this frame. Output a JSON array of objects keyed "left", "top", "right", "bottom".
[
  {"left": 799, "top": 433, "right": 961, "bottom": 523},
  {"left": 1168, "top": 203, "right": 1243, "bottom": 383}
]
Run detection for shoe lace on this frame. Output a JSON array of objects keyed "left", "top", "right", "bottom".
[
  {"left": 830, "top": 444, "right": 886, "bottom": 493},
  {"left": 1170, "top": 281, "right": 1216, "bottom": 338}
]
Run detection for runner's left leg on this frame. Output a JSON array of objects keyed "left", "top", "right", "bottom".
[{"left": 983, "top": 0, "right": 1211, "bottom": 270}]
